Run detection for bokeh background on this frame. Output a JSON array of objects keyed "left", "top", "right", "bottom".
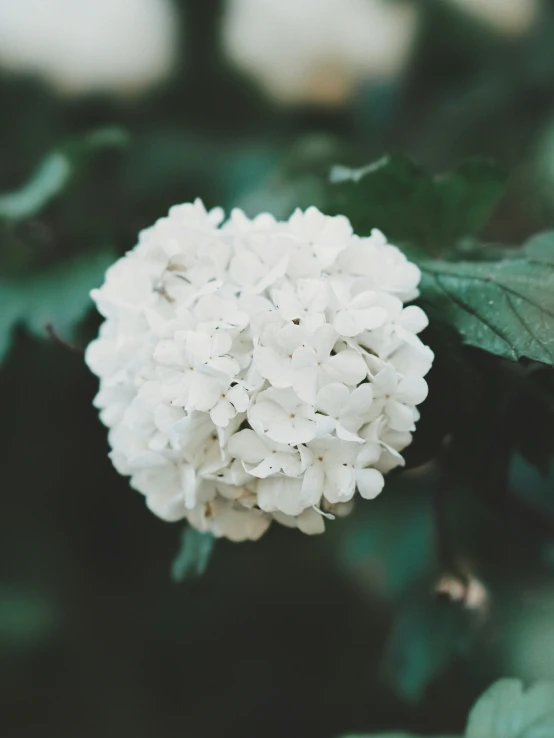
[{"left": 3, "top": 1, "right": 554, "bottom": 736}]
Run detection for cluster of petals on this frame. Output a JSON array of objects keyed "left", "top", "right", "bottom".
[
  {"left": 86, "top": 200, "right": 433, "bottom": 542},
  {"left": 222, "top": 0, "right": 419, "bottom": 106},
  {"left": 0, "top": 0, "right": 177, "bottom": 97}
]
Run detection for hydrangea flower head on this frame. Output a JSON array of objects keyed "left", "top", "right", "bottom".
[
  {"left": 0, "top": 0, "right": 178, "bottom": 97},
  {"left": 86, "top": 201, "right": 433, "bottom": 541},
  {"left": 222, "top": 0, "right": 419, "bottom": 106}
]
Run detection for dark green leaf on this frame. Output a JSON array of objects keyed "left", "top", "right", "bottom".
[
  {"left": 0, "top": 127, "right": 128, "bottom": 222},
  {"left": 171, "top": 526, "right": 215, "bottom": 582},
  {"left": 465, "top": 679, "right": 554, "bottom": 737},
  {"left": 236, "top": 134, "right": 344, "bottom": 219},
  {"left": 524, "top": 231, "right": 554, "bottom": 265},
  {"left": 417, "top": 255, "right": 554, "bottom": 364},
  {"left": 329, "top": 155, "right": 505, "bottom": 256},
  {"left": 339, "top": 484, "right": 435, "bottom": 602},
  {"left": 383, "top": 595, "right": 475, "bottom": 703},
  {"left": 0, "top": 248, "right": 114, "bottom": 362}
]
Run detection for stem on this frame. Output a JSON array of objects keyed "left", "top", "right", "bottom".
[
  {"left": 45, "top": 323, "right": 84, "bottom": 355},
  {"left": 432, "top": 468, "right": 469, "bottom": 587}
]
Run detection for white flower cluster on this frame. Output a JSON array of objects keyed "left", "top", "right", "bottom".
[
  {"left": 0, "top": 0, "right": 178, "bottom": 97},
  {"left": 221, "top": 0, "right": 419, "bottom": 106},
  {"left": 86, "top": 201, "right": 433, "bottom": 542}
]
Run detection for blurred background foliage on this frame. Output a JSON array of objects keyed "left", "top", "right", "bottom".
[{"left": 3, "top": 0, "right": 554, "bottom": 736}]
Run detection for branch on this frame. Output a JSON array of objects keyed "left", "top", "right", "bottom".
[{"left": 431, "top": 479, "right": 470, "bottom": 589}]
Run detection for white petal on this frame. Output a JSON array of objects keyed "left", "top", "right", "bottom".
[
  {"left": 272, "top": 511, "right": 298, "bottom": 529},
  {"left": 391, "top": 343, "right": 434, "bottom": 378},
  {"left": 261, "top": 386, "right": 301, "bottom": 413},
  {"left": 300, "top": 464, "right": 325, "bottom": 508},
  {"left": 180, "top": 464, "right": 197, "bottom": 510},
  {"left": 356, "top": 468, "right": 385, "bottom": 500},
  {"left": 290, "top": 345, "right": 317, "bottom": 370},
  {"left": 273, "top": 290, "right": 302, "bottom": 320},
  {"left": 355, "top": 441, "right": 381, "bottom": 467},
  {"left": 268, "top": 417, "right": 317, "bottom": 445},
  {"left": 253, "top": 346, "right": 293, "bottom": 386},
  {"left": 184, "top": 331, "right": 212, "bottom": 364},
  {"left": 336, "top": 423, "right": 364, "bottom": 443},
  {"left": 324, "top": 350, "right": 368, "bottom": 385},
  {"left": 212, "top": 331, "right": 233, "bottom": 356},
  {"left": 315, "top": 414, "right": 336, "bottom": 437},
  {"left": 187, "top": 372, "right": 223, "bottom": 412},
  {"left": 346, "top": 291, "right": 378, "bottom": 310},
  {"left": 345, "top": 383, "right": 374, "bottom": 417},
  {"left": 396, "top": 375, "right": 428, "bottom": 405},
  {"left": 257, "top": 477, "right": 304, "bottom": 516},
  {"left": 247, "top": 451, "right": 301, "bottom": 479},
  {"left": 210, "top": 398, "right": 236, "bottom": 427},
  {"left": 311, "top": 324, "right": 338, "bottom": 357},
  {"left": 227, "top": 429, "right": 269, "bottom": 463},
  {"left": 386, "top": 400, "right": 416, "bottom": 431},
  {"left": 323, "top": 464, "right": 356, "bottom": 504},
  {"left": 153, "top": 339, "right": 183, "bottom": 366},
  {"left": 356, "top": 306, "right": 389, "bottom": 330},
  {"left": 252, "top": 254, "right": 289, "bottom": 293},
  {"left": 205, "top": 356, "right": 240, "bottom": 378},
  {"left": 296, "top": 507, "right": 325, "bottom": 535},
  {"left": 372, "top": 365, "right": 398, "bottom": 395},
  {"left": 298, "top": 278, "right": 328, "bottom": 310},
  {"left": 229, "top": 249, "right": 265, "bottom": 287},
  {"left": 227, "top": 384, "right": 250, "bottom": 412},
  {"left": 145, "top": 490, "right": 186, "bottom": 522},
  {"left": 333, "top": 310, "right": 363, "bottom": 338},
  {"left": 276, "top": 324, "right": 308, "bottom": 352},
  {"left": 132, "top": 466, "right": 187, "bottom": 522},
  {"left": 248, "top": 399, "right": 286, "bottom": 433},
  {"left": 212, "top": 503, "right": 271, "bottom": 542},
  {"left": 398, "top": 305, "right": 429, "bottom": 334},
  {"left": 292, "top": 365, "right": 319, "bottom": 405},
  {"left": 315, "top": 382, "right": 350, "bottom": 417},
  {"left": 301, "top": 312, "right": 326, "bottom": 332},
  {"left": 279, "top": 451, "right": 304, "bottom": 477}
]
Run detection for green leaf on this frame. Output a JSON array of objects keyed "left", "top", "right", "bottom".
[
  {"left": 236, "top": 134, "right": 344, "bottom": 219},
  {"left": 329, "top": 155, "right": 505, "bottom": 256},
  {"left": 417, "top": 252, "right": 554, "bottom": 364},
  {"left": 0, "top": 127, "right": 128, "bottom": 222},
  {"left": 466, "top": 679, "right": 554, "bottom": 737},
  {"left": 383, "top": 595, "right": 475, "bottom": 703},
  {"left": 524, "top": 231, "right": 554, "bottom": 265},
  {"left": 171, "top": 526, "right": 215, "bottom": 582},
  {"left": 0, "top": 248, "right": 114, "bottom": 362},
  {"left": 339, "top": 484, "right": 435, "bottom": 601}
]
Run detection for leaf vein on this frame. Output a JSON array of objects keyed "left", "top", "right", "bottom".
[
  {"left": 431, "top": 274, "right": 517, "bottom": 359},
  {"left": 505, "top": 292, "right": 554, "bottom": 362}
]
